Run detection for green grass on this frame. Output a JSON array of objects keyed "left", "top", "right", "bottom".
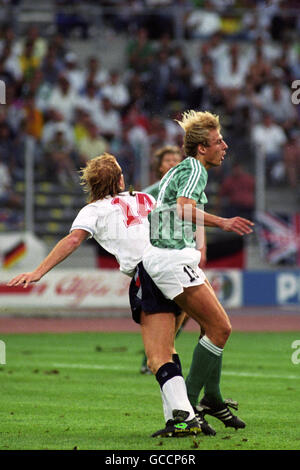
[{"left": 0, "top": 330, "right": 300, "bottom": 450}]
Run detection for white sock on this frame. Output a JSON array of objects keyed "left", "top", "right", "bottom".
[
  {"left": 160, "top": 389, "right": 173, "bottom": 423},
  {"left": 162, "top": 376, "right": 195, "bottom": 421}
]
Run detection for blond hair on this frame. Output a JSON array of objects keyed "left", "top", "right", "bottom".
[
  {"left": 176, "top": 110, "right": 220, "bottom": 157},
  {"left": 79, "top": 153, "right": 122, "bottom": 202}
]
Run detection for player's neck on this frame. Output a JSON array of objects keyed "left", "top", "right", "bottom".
[{"left": 195, "top": 154, "right": 210, "bottom": 170}]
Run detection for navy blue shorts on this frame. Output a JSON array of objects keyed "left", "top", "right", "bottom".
[{"left": 129, "top": 262, "right": 182, "bottom": 324}]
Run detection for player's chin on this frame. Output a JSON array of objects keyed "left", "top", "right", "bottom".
[{"left": 211, "top": 159, "right": 223, "bottom": 167}]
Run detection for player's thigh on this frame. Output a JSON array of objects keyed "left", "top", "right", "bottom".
[
  {"left": 140, "top": 311, "right": 176, "bottom": 359},
  {"left": 174, "top": 283, "right": 231, "bottom": 344}
]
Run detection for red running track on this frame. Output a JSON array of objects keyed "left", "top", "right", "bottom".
[{"left": 0, "top": 308, "right": 299, "bottom": 333}]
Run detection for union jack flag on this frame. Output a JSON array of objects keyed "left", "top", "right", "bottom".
[{"left": 255, "top": 212, "right": 300, "bottom": 265}]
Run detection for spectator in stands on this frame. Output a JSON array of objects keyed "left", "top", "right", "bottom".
[
  {"left": 290, "top": 46, "right": 300, "bottom": 80},
  {"left": 22, "top": 93, "right": 44, "bottom": 140},
  {"left": 185, "top": 0, "right": 221, "bottom": 39},
  {"left": 18, "top": 40, "right": 41, "bottom": 82},
  {"left": 62, "top": 51, "right": 84, "bottom": 92},
  {"left": 283, "top": 130, "right": 300, "bottom": 190},
  {"left": 41, "top": 44, "right": 64, "bottom": 85},
  {"left": 0, "top": 52, "right": 15, "bottom": 85},
  {"left": 95, "top": 96, "right": 122, "bottom": 142},
  {"left": 101, "top": 70, "right": 130, "bottom": 112},
  {"left": 125, "top": 113, "right": 151, "bottom": 188},
  {"left": 148, "top": 115, "right": 170, "bottom": 158},
  {"left": 166, "top": 44, "right": 191, "bottom": 107},
  {"left": 127, "top": 27, "right": 154, "bottom": 77},
  {"left": 215, "top": 43, "right": 249, "bottom": 97},
  {"left": 46, "top": 74, "right": 79, "bottom": 122},
  {"left": 0, "top": 42, "right": 22, "bottom": 82},
  {"left": 49, "top": 33, "right": 68, "bottom": 62},
  {"left": 251, "top": 113, "right": 287, "bottom": 184},
  {"left": 0, "top": 121, "right": 14, "bottom": 168},
  {"left": 20, "top": 25, "right": 47, "bottom": 62},
  {"left": 73, "top": 108, "right": 91, "bottom": 147},
  {"left": 110, "top": 124, "right": 135, "bottom": 186},
  {"left": 0, "top": 154, "right": 21, "bottom": 208},
  {"left": 76, "top": 120, "right": 109, "bottom": 164},
  {"left": 76, "top": 80, "right": 101, "bottom": 117},
  {"left": 42, "top": 109, "right": 74, "bottom": 149},
  {"left": 26, "top": 69, "right": 53, "bottom": 113},
  {"left": 82, "top": 55, "right": 109, "bottom": 88},
  {"left": 43, "top": 127, "right": 77, "bottom": 185},
  {"left": 218, "top": 162, "right": 255, "bottom": 220},
  {"left": 258, "top": 79, "right": 298, "bottom": 129},
  {"left": 247, "top": 45, "right": 272, "bottom": 90},
  {"left": 148, "top": 49, "right": 172, "bottom": 112},
  {"left": 4, "top": 82, "right": 25, "bottom": 134},
  {"left": 0, "top": 24, "right": 20, "bottom": 57}
]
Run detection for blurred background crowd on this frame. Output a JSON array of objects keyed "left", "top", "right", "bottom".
[{"left": 0, "top": 0, "right": 299, "bottom": 246}]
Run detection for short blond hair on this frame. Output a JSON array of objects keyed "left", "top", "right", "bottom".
[
  {"left": 176, "top": 110, "right": 220, "bottom": 157},
  {"left": 79, "top": 153, "right": 122, "bottom": 202}
]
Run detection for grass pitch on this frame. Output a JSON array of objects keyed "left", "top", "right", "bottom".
[{"left": 0, "top": 329, "right": 299, "bottom": 451}]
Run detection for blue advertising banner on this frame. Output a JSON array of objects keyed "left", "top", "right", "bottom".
[{"left": 243, "top": 270, "right": 300, "bottom": 306}]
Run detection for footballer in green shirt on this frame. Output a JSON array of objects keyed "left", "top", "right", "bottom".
[{"left": 143, "top": 110, "right": 254, "bottom": 436}]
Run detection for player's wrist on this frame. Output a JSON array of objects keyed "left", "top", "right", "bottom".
[{"left": 216, "top": 217, "right": 227, "bottom": 230}]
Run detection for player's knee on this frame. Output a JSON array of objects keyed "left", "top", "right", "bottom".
[
  {"left": 223, "top": 321, "right": 232, "bottom": 341},
  {"left": 209, "top": 320, "right": 231, "bottom": 348},
  {"left": 218, "top": 321, "right": 232, "bottom": 346}
]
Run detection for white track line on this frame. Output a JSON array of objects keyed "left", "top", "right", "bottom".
[{"left": 53, "top": 363, "right": 300, "bottom": 380}]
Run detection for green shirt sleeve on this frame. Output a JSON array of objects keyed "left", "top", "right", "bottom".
[{"left": 176, "top": 158, "right": 208, "bottom": 204}]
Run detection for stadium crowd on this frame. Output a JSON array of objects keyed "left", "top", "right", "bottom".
[{"left": 0, "top": 0, "right": 299, "bottom": 230}]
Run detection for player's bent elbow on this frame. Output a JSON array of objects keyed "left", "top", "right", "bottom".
[{"left": 67, "top": 233, "right": 84, "bottom": 250}]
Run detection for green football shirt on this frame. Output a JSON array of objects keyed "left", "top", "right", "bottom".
[
  {"left": 149, "top": 157, "right": 208, "bottom": 250},
  {"left": 143, "top": 181, "right": 160, "bottom": 200}
]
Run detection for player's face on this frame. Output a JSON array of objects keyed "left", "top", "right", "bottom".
[
  {"left": 159, "top": 152, "right": 182, "bottom": 176},
  {"left": 202, "top": 129, "right": 228, "bottom": 168}
]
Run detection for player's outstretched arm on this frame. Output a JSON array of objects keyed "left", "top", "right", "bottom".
[
  {"left": 177, "top": 197, "right": 254, "bottom": 236},
  {"left": 7, "top": 229, "right": 89, "bottom": 288}
]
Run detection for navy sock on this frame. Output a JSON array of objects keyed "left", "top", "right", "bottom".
[
  {"left": 156, "top": 362, "right": 182, "bottom": 390},
  {"left": 172, "top": 354, "right": 182, "bottom": 374}
]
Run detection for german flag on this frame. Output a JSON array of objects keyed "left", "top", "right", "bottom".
[{"left": 2, "top": 241, "right": 27, "bottom": 269}]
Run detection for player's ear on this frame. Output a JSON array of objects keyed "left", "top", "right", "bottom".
[{"left": 197, "top": 143, "right": 206, "bottom": 155}]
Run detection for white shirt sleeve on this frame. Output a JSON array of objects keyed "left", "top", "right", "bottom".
[{"left": 70, "top": 204, "right": 99, "bottom": 238}]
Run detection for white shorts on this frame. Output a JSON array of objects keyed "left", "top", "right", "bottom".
[{"left": 142, "top": 245, "right": 206, "bottom": 300}]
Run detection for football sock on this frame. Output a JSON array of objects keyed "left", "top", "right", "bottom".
[
  {"left": 203, "top": 353, "right": 224, "bottom": 407},
  {"left": 159, "top": 354, "right": 183, "bottom": 422},
  {"left": 172, "top": 353, "right": 182, "bottom": 373},
  {"left": 156, "top": 362, "right": 195, "bottom": 421},
  {"left": 185, "top": 335, "right": 223, "bottom": 407}
]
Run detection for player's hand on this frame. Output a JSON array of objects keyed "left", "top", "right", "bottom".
[
  {"left": 7, "top": 271, "right": 41, "bottom": 288},
  {"left": 220, "top": 217, "right": 254, "bottom": 236}
]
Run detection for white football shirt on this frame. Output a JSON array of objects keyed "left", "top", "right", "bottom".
[{"left": 70, "top": 191, "right": 155, "bottom": 276}]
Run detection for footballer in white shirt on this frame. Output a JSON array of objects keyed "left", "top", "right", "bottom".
[{"left": 7, "top": 152, "right": 213, "bottom": 438}]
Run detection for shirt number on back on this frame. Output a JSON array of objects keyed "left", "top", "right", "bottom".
[{"left": 111, "top": 193, "right": 154, "bottom": 228}]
